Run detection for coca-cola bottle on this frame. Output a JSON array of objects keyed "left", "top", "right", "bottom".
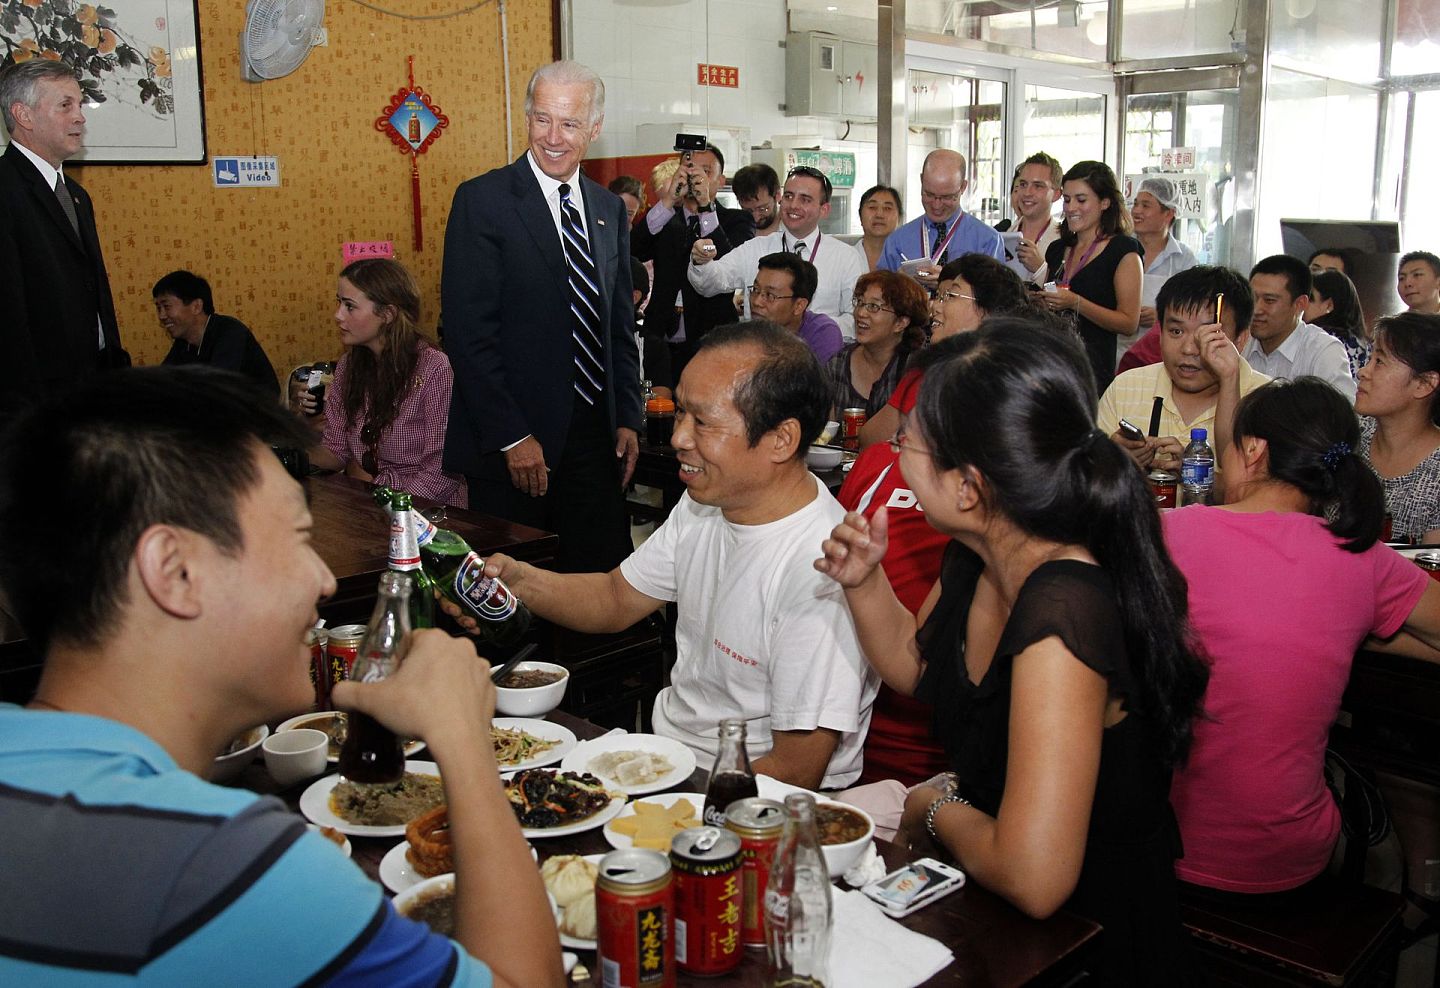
[
  {"left": 337, "top": 572, "right": 410, "bottom": 785},
  {"left": 372, "top": 487, "right": 533, "bottom": 648},
  {"left": 386, "top": 490, "right": 436, "bottom": 630},
  {"left": 765, "top": 793, "right": 832, "bottom": 987},
  {"left": 703, "top": 719, "right": 759, "bottom": 827}
]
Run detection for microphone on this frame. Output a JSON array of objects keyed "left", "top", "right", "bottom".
[{"left": 994, "top": 218, "right": 1012, "bottom": 232}]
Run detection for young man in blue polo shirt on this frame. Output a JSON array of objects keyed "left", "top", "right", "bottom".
[{"left": 0, "top": 368, "right": 562, "bottom": 987}]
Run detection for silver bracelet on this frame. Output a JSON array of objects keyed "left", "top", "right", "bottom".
[{"left": 925, "top": 792, "right": 971, "bottom": 843}]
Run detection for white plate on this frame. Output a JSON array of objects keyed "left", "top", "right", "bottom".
[
  {"left": 381, "top": 838, "right": 538, "bottom": 894},
  {"left": 298, "top": 760, "right": 443, "bottom": 838},
  {"left": 520, "top": 790, "right": 628, "bottom": 840},
  {"left": 276, "top": 711, "right": 425, "bottom": 764},
  {"left": 602, "top": 792, "right": 706, "bottom": 850},
  {"left": 553, "top": 853, "right": 605, "bottom": 951},
  {"left": 558, "top": 733, "right": 697, "bottom": 796},
  {"left": 306, "top": 823, "right": 352, "bottom": 858},
  {"left": 493, "top": 718, "right": 578, "bottom": 772}
]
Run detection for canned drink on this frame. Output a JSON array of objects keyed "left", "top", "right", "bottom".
[
  {"left": 1416, "top": 552, "right": 1440, "bottom": 582},
  {"left": 670, "top": 827, "right": 743, "bottom": 976},
  {"left": 326, "top": 624, "right": 368, "bottom": 697},
  {"left": 597, "top": 849, "right": 675, "bottom": 988},
  {"left": 841, "top": 407, "right": 866, "bottom": 451},
  {"left": 306, "top": 627, "right": 330, "bottom": 710},
  {"left": 724, "top": 797, "right": 785, "bottom": 947},
  {"left": 1147, "top": 469, "right": 1178, "bottom": 509}
]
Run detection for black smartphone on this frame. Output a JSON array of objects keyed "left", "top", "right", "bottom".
[{"left": 1117, "top": 418, "right": 1146, "bottom": 443}]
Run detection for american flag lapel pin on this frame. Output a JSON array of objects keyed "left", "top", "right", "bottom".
[{"left": 597, "top": 218, "right": 607, "bottom": 226}]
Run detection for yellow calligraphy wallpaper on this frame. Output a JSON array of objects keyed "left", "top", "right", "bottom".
[{"left": 69, "top": 0, "right": 553, "bottom": 374}]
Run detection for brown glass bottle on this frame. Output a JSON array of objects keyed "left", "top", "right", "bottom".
[
  {"left": 337, "top": 571, "right": 410, "bottom": 785},
  {"left": 703, "top": 719, "right": 758, "bottom": 827}
]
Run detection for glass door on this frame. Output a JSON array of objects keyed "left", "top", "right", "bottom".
[{"left": 905, "top": 66, "right": 1008, "bottom": 225}]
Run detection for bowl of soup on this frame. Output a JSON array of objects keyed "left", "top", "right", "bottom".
[
  {"left": 815, "top": 801, "right": 874, "bottom": 878},
  {"left": 395, "top": 873, "right": 456, "bottom": 935},
  {"left": 210, "top": 725, "right": 269, "bottom": 783},
  {"left": 494, "top": 661, "right": 570, "bottom": 717}
]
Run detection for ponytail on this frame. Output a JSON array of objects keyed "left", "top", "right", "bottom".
[
  {"left": 1231, "top": 377, "right": 1384, "bottom": 552},
  {"left": 915, "top": 320, "right": 1208, "bottom": 765}
]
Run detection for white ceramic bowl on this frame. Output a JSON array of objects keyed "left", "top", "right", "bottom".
[
  {"left": 394, "top": 872, "right": 455, "bottom": 932},
  {"left": 494, "top": 661, "right": 570, "bottom": 717},
  {"left": 263, "top": 727, "right": 329, "bottom": 787},
  {"left": 210, "top": 724, "right": 269, "bottom": 783},
  {"left": 816, "top": 801, "right": 875, "bottom": 879},
  {"left": 806, "top": 445, "right": 845, "bottom": 470}
]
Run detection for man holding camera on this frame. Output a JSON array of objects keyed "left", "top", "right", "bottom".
[{"left": 631, "top": 140, "right": 754, "bottom": 391}]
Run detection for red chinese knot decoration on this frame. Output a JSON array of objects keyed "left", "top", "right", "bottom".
[{"left": 376, "top": 56, "right": 449, "bottom": 251}]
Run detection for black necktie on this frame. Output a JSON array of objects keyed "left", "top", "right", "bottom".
[
  {"left": 933, "top": 221, "right": 948, "bottom": 264},
  {"left": 558, "top": 183, "right": 605, "bottom": 406},
  {"left": 794, "top": 240, "right": 807, "bottom": 259},
  {"left": 54, "top": 173, "right": 80, "bottom": 237},
  {"left": 686, "top": 214, "right": 701, "bottom": 242}
]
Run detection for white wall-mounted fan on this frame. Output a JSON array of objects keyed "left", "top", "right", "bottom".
[{"left": 241, "top": 0, "right": 327, "bottom": 82}]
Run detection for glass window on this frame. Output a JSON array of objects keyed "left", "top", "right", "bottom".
[
  {"left": 1022, "top": 85, "right": 1106, "bottom": 170},
  {"left": 1269, "top": 0, "right": 1383, "bottom": 83},
  {"left": 906, "top": 71, "right": 1007, "bottom": 225},
  {"left": 1119, "top": 0, "right": 1245, "bottom": 61},
  {"left": 1402, "top": 91, "right": 1440, "bottom": 250},
  {"left": 1256, "top": 69, "right": 1379, "bottom": 259},
  {"left": 1392, "top": 0, "right": 1440, "bottom": 77},
  {"left": 909, "top": 0, "right": 1108, "bottom": 63}
]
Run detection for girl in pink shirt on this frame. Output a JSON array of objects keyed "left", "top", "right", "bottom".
[{"left": 1165, "top": 377, "right": 1440, "bottom": 894}]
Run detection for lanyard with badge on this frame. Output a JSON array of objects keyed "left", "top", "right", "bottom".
[
  {"left": 919, "top": 214, "right": 961, "bottom": 262},
  {"left": 781, "top": 230, "right": 823, "bottom": 262}
]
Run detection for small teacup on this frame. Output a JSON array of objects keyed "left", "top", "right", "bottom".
[{"left": 263, "top": 728, "right": 329, "bottom": 787}]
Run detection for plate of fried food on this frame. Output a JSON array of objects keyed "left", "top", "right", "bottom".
[
  {"left": 276, "top": 711, "right": 425, "bottom": 764},
  {"left": 505, "top": 768, "right": 627, "bottom": 839},
  {"left": 602, "top": 793, "right": 704, "bottom": 850},
  {"left": 299, "top": 761, "right": 446, "bottom": 838},
  {"left": 492, "top": 718, "right": 577, "bottom": 772},
  {"left": 540, "top": 853, "right": 604, "bottom": 950},
  {"left": 558, "top": 733, "right": 696, "bottom": 796},
  {"left": 379, "top": 805, "right": 538, "bottom": 893}
]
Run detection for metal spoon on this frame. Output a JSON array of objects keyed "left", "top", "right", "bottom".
[{"left": 490, "top": 643, "right": 540, "bottom": 684}]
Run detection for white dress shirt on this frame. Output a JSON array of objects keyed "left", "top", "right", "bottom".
[
  {"left": 1242, "top": 320, "right": 1357, "bottom": 403},
  {"left": 688, "top": 225, "right": 867, "bottom": 339},
  {"left": 524, "top": 150, "right": 586, "bottom": 240}
]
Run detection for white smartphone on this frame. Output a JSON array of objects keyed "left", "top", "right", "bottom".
[{"left": 860, "top": 857, "right": 966, "bottom": 918}]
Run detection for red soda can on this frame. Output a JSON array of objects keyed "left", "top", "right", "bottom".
[
  {"left": 1147, "top": 469, "right": 1178, "bottom": 510},
  {"left": 597, "top": 849, "right": 675, "bottom": 988},
  {"left": 306, "top": 627, "right": 330, "bottom": 710},
  {"left": 841, "top": 407, "right": 867, "bottom": 451},
  {"left": 670, "top": 826, "right": 743, "bottom": 976},
  {"left": 325, "top": 624, "right": 367, "bottom": 699},
  {"left": 724, "top": 797, "right": 784, "bottom": 947}
]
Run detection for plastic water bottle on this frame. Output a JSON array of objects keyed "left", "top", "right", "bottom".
[{"left": 1180, "top": 427, "right": 1215, "bottom": 506}]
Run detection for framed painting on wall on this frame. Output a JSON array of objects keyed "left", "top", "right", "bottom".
[{"left": 1, "top": 0, "right": 206, "bottom": 164}]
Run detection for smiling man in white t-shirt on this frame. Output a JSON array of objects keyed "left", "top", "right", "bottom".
[{"left": 480, "top": 322, "right": 877, "bottom": 789}]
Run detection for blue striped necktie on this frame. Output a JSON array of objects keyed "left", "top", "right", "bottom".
[{"left": 559, "top": 182, "right": 605, "bottom": 405}]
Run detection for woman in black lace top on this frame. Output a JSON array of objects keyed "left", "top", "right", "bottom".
[{"left": 817, "top": 318, "right": 1208, "bottom": 984}]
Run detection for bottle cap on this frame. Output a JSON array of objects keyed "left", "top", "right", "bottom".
[{"left": 1190, "top": 428, "right": 1207, "bottom": 442}]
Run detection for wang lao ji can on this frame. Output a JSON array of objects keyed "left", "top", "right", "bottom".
[
  {"left": 597, "top": 848, "right": 675, "bottom": 987},
  {"left": 724, "top": 797, "right": 785, "bottom": 948},
  {"left": 670, "top": 826, "right": 742, "bottom": 976},
  {"left": 325, "top": 625, "right": 367, "bottom": 699}
]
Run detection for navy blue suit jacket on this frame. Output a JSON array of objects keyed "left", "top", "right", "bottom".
[
  {"left": 0, "top": 143, "right": 128, "bottom": 414},
  {"left": 441, "top": 155, "right": 642, "bottom": 479}
]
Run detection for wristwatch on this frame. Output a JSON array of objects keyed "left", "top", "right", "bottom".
[{"left": 925, "top": 792, "right": 972, "bottom": 843}]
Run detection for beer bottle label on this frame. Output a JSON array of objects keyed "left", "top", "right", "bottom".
[
  {"left": 453, "top": 552, "right": 520, "bottom": 623},
  {"left": 388, "top": 511, "right": 422, "bottom": 570},
  {"left": 412, "top": 512, "right": 437, "bottom": 547}
]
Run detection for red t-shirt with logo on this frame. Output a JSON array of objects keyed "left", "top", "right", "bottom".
[{"left": 837, "top": 370, "right": 950, "bottom": 786}]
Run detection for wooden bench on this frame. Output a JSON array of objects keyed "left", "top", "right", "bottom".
[{"left": 1180, "top": 878, "right": 1405, "bottom": 986}]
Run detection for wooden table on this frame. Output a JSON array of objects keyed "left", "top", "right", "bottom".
[
  {"left": 267, "top": 711, "right": 1101, "bottom": 987},
  {"left": 630, "top": 439, "right": 848, "bottom": 522}
]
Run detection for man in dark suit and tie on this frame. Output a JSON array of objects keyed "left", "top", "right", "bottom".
[
  {"left": 0, "top": 60, "right": 128, "bottom": 415},
  {"left": 442, "top": 60, "right": 642, "bottom": 573},
  {"left": 631, "top": 142, "right": 753, "bottom": 392}
]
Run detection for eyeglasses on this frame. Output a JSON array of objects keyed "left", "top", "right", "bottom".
[
  {"left": 851, "top": 298, "right": 895, "bottom": 315},
  {"left": 887, "top": 425, "right": 935, "bottom": 457},
  {"left": 745, "top": 202, "right": 776, "bottom": 219},
  {"left": 748, "top": 285, "right": 795, "bottom": 303},
  {"left": 920, "top": 189, "right": 963, "bottom": 205},
  {"left": 937, "top": 290, "right": 977, "bottom": 304}
]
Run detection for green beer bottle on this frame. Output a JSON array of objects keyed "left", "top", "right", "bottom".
[
  {"left": 373, "top": 486, "right": 532, "bottom": 647},
  {"left": 387, "top": 491, "right": 436, "bottom": 630}
]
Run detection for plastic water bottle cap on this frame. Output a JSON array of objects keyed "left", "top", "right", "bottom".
[{"left": 1191, "top": 428, "right": 1207, "bottom": 441}]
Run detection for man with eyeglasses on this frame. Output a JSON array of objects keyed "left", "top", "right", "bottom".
[
  {"left": 878, "top": 149, "right": 1005, "bottom": 289},
  {"left": 731, "top": 163, "right": 781, "bottom": 237},
  {"left": 688, "top": 166, "right": 867, "bottom": 340},
  {"left": 631, "top": 142, "right": 755, "bottom": 391},
  {"left": 747, "top": 252, "right": 843, "bottom": 364}
]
